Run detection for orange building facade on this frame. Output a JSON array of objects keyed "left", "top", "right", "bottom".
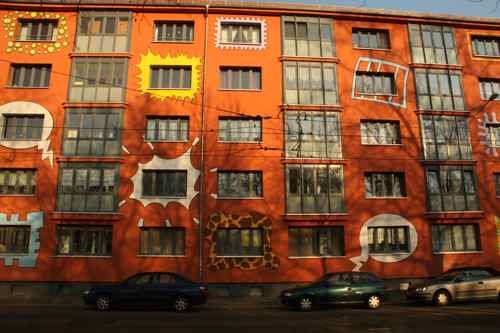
[{"left": 0, "top": 1, "right": 499, "bottom": 289}]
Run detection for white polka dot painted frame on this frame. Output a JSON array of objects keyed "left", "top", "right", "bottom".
[{"left": 215, "top": 17, "right": 267, "bottom": 51}]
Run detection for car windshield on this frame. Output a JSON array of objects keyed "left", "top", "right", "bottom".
[
  {"left": 310, "top": 274, "right": 333, "bottom": 285},
  {"left": 434, "top": 271, "right": 461, "bottom": 282}
]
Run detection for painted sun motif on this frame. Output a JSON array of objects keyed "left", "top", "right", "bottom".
[{"left": 136, "top": 50, "right": 202, "bottom": 101}]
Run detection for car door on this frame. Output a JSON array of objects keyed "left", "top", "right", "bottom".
[
  {"left": 144, "top": 273, "right": 178, "bottom": 305},
  {"left": 349, "top": 273, "right": 373, "bottom": 303},
  {"left": 324, "top": 273, "right": 353, "bottom": 304},
  {"left": 118, "top": 273, "right": 153, "bottom": 305},
  {"left": 467, "top": 269, "right": 496, "bottom": 299},
  {"left": 453, "top": 270, "right": 484, "bottom": 300}
]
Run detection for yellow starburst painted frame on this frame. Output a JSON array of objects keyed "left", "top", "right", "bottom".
[{"left": 136, "top": 50, "right": 202, "bottom": 101}]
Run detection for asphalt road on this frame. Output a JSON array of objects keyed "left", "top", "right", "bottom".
[{"left": 1, "top": 300, "right": 499, "bottom": 333}]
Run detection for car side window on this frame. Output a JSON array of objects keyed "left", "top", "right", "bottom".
[
  {"left": 328, "top": 273, "right": 351, "bottom": 285},
  {"left": 134, "top": 274, "right": 152, "bottom": 286},
  {"left": 157, "top": 273, "right": 176, "bottom": 285},
  {"left": 469, "top": 269, "right": 493, "bottom": 280}
]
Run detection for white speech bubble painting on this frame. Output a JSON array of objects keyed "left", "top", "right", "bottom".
[
  {"left": 0, "top": 101, "right": 54, "bottom": 166},
  {"left": 350, "top": 214, "right": 418, "bottom": 271}
]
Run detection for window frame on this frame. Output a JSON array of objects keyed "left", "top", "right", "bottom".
[
  {"left": 68, "top": 57, "right": 128, "bottom": 103},
  {"left": 217, "top": 171, "right": 263, "bottom": 199},
  {"left": 288, "top": 226, "right": 345, "bottom": 258},
  {"left": 219, "top": 67, "right": 262, "bottom": 91},
  {"left": 420, "top": 115, "right": 472, "bottom": 160},
  {"left": 9, "top": 64, "right": 51, "bottom": 88},
  {"left": 62, "top": 108, "right": 122, "bottom": 157},
  {"left": 285, "top": 111, "right": 342, "bottom": 159},
  {"left": 425, "top": 165, "right": 480, "bottom": 212},
  {"left": 352, "top": 28, "right": 390, "bottom": 50},
  {"left": 368, "top": 226, "right": 410, "bottom": 254},
  {"left": 408, "top": 24, "right": 458, "bottom": 65},
  {"left": 16, "top": 19, "right": 58, "bottom": 41},
  {"left": 219, "top": 21, "right": 262, "bottom": 45},
  {"left": 142, "top": 170, "right": 188, "bottom": 198},
  {"left": 149, "top": 65, "right": 192, "bottom": 90},
  {"left": 153, "top": 21, "right": 194, "bottom": 43},
  {"left": 471, "top": 35, "right": 500, "bottom": 58},
  {"left": 0, "top": 226, "right": 31, "bottom": 254},
  {"left": 283, "top": 61, "right": 339, "bottom": 106},
  {"left": 414, "top": 68, "right": 465, "bottom": 111},
  {"left": 354, "top": 71, "right": 396, "bottom": 96},
  {"left": 2, "top": 115, "right": 44, "bottom": 141},
  {"left": 478, "top": 78, "right": 500, "bottom": 101},
  {"left": 56, "top": 163, "right": 120, "bottom": 213},
  {"left": 218, "top": 117, "right": 262, "bottom": 143},
  {"left": 364, "top": 172, "right": 407, "bottom": 198},
  {"left": 55, "top": 225, "right": 113, "bottom": 257},
  {"left": 486, "top": 124, "right": 500, "bottom": 148},
  {"left": 360, "top": 120, "right": 401, "bottom": 146},
  {"left": 494, "top": 173, "right": 500, "bottom": 197},
  {"left": 138, "top": 227, "right": 186, "bottom": 256},
  {"left": 215, "top": 228, "right": 264, "bottom": 257},
  {"left": 285, "top": 164, "right": 345, "bottom": 214},
  {"left": 282, "top": 16, "right": 335, "bottom": 57},
  {"left": 0, "top": 169, "right": 37, "bottom": 196},
  {"left": 431, "top": 223, "right": 481, "bottom": 253},
  {"left": 145, "top": 116, "right": 189, "bottom": 142}
]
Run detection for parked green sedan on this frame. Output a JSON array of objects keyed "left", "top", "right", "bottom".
[{"left": 281, "top": 272, "right": 387, "bottom": 311}]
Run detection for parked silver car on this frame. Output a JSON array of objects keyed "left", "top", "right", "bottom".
[{"left": 405, "top": 267, "right": 500, "bottom": 306}]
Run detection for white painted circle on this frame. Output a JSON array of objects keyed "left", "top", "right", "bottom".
[{"left": 359, "top": 214, "right": 418, "bottom": 263}]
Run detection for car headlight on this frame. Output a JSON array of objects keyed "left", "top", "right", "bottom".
[
  {"left": 415, "top": 287, "right": 427, "bottom": 293},
  {"left": 83, "top": 290, "right": 91, "bottom": 295},
  {"left": 283, "top": 292, "right": 293, "bottom": 297}
]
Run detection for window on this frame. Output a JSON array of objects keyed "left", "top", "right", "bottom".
[
  {"left": 286, "top": 164, "right": 344, "bottom": 213},
  {"left": 368, "top": 227, "right": 410, "bottom": 253},
  {"left": 431, "top": 224, "right": 480, "bottom": 252},
  {"left": 495, "top": 173, "right": 500, "bottom": 197},
  {"left": 56, "top": 164, "right": 119, "bottom": 212},
  {"left": 146, "top": 117, "right": 188, "bottom": 142},
  {"left": 150, "top": 66, "right": 191, "bottom": 89},
  {"left": 10, "top": 64, "right": 51, "bottom": 88},
  {"left": 408, "top": 24, "right": 458, "bottom": 64},
  {"left": 217, "top": 171, "right": 262, "bottom": 198},
  {"left": 2, "top": 115, "right": 43, "bottom": 140},
  {"left": 220, "top": 68, "right": 261, "bottom": 90},
  {"left": 354, "top": 72, "right": 395, "bottom": 95},
  {"left": 62, "top": 109, "right": 121, "bottom": 156},
  {"left": 17, "top": 19, "right": 57, "bottom": 41},
  {"left": 220, "top": 22, "right": 261, "bottom": 44},
  {"left": 139, "top": 228, "right": 185, "bottom": 255},
  {"left": 69, "top": 58, "right": 127, "bottom": 103},
  {"left": 0, "top": 169, "right": 36, "bottom": 195},
  {"left": 218, "top": 117, "right": 261, "bottom": 142},
  {"left": 143, "top": 170, "right": 187, "bottom": 197},
  {"left": 284, "top": 62, "right": 338, "bottom": 105},
  {"left": 56, "top": 225, "right": 112, "bottom": 256},
  {"left": 285, "top": 111, "right": 341, "bottom": 159},
  {"left": 76, "top": 12, "right": 131, "bottom": 52},
  {"left": 288, "top": 227, "right": 344, "bottom": 257},
  {"left": 425, "top": 165, "right": 479, "bottom": 212},
  {"left": 352, "top": 28, "right": 389, "bottom": 49},
  {"left": 414, "top": 69, "right": 465, "bottom": 111},
  {"left": 0, "top": 226, "right": 30, "bottom": 254},
  {"left": 216, "top": 229, "right": 263, "bottom": 256},
  {"left": 361, "top": 121, "right": 401, "bottom": 145},
  {"left": 479, "top": 78, "right": 500, "bottom": 100},
  {"left": 154, "top": 21, "right": 194, "bottom": 42},
  {"left": 364, "top": 173, "right": 406, "bottom": 198},
  {"left": 471, "top": 35, "right": 500, "bottom": 57},
  {"left": 283, "top": 16, "right": 334, "bottom": 57},
  {"left": 421, "top": 115, "right": 472, "bottom": 160},
  {"left": 486, "top": 124, "right": 500, "bottom": 147}
]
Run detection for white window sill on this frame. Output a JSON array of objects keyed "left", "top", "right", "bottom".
[
  {"left": 432, "top": 251, "right": 483, "bottom": 255},
  {"left": 145, "top": 140, "right": 189, "bottom": 143},
  {"left": 152, "top": 40, "right": 194, "bottom": 44},
  {"left": 147, "top": 88, "right": 192, "bottom": 91},
  {"left": 0, "top": 194, "right": 36, "bottom": 197},
  {"left": 355, "top": 93, "right": 398, "bottom": 97},
  {"left": 370, "top": 252, "right": 411, "bottom": 256},
  {"left": 5, "top": 86, "right": 49, "bottom": 89},
  {"left": 218, "top": 89, "right": 263, "bottom": 92},
  {"left": 15, "top": 39, "right": 56, "bottom": 43},
  {"left": 361, "top": 143, "right": 402, "bottom": 146},
  {"left": 353, "top": 47, "right": 391, "bottom": 52},
  {"left": 218, "top": 42, "right": 262, "bottom": 46},
  {"left": 218, "top": 140, "right": 263, "bottom": 144}
]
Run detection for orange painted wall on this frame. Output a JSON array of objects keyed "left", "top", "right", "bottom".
[{"left": 0, "top": 2, "right": 498, "bottom": 284}]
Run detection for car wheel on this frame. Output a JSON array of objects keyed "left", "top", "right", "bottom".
[
  {"left": 366, "top": 295, "right": 381, "bottom": 309},
  {"left": 297, "top": 296, "right": 314, "bottom": 311},
  {"left": 173, "top": 296, "right": 190, "bottom": 312},
  {"left": 433, "top": 290, "right": 451, "bottom": 306},
  {"left": 96, "top": 295, "right": 111, "bottom": 311}
]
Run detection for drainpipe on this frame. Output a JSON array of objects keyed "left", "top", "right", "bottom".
[{"left": 198, "top": 3, "right": 209, "bottom": 283}]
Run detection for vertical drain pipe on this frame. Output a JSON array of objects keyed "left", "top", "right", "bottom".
[{"left": 198, "top": 3, "right": 210, "bottom": 283}]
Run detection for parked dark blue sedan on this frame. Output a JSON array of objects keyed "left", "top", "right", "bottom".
[{"left": 83, "top": 272, "right": 208, "bottom": 312}]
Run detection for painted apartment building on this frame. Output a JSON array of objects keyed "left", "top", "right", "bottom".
[{"left": 0, "top": 0, "right": 499, "bottom": 290}]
